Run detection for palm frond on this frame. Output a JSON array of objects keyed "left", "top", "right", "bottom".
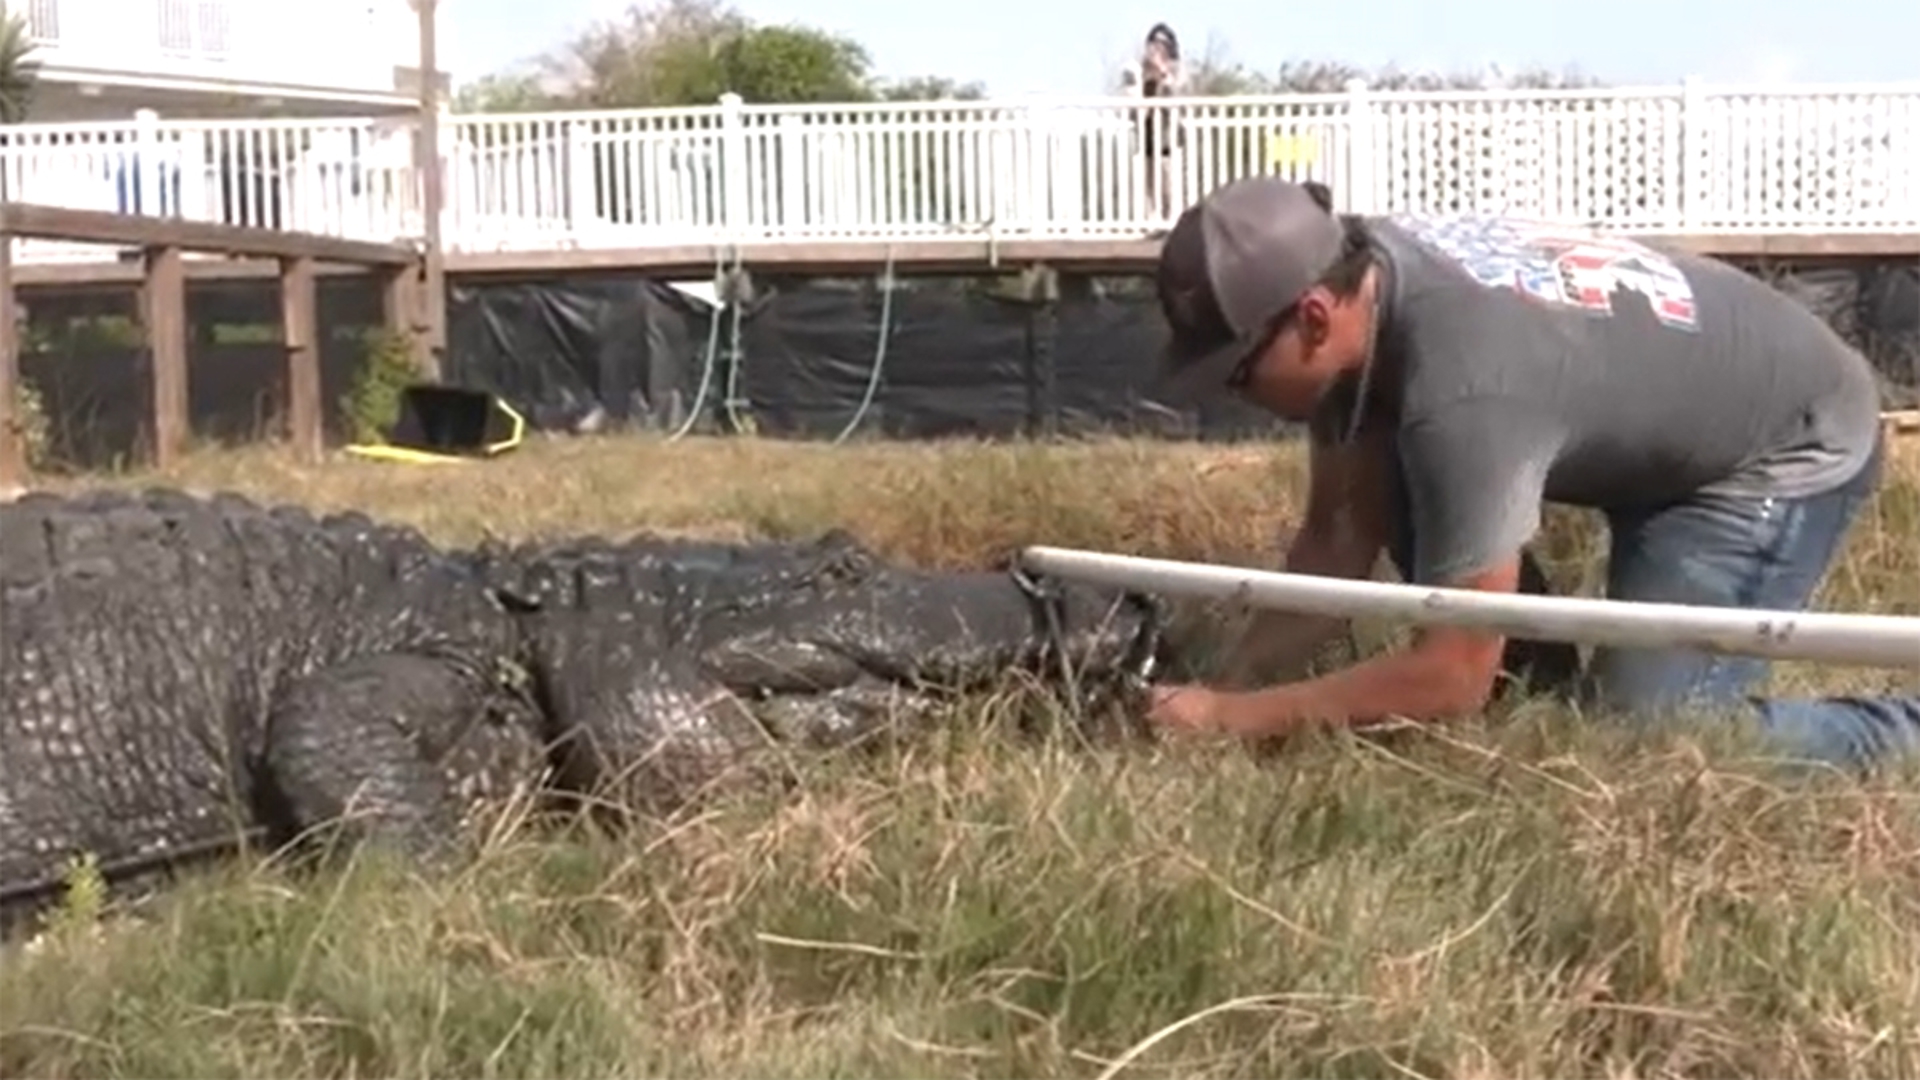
[{"left": 0, "top": 9, "right": 43, "bottom": 124}]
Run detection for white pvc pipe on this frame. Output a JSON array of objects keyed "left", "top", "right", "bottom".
[{"left": 1019, "top": 545, "right": 1920, "bottom": 670}]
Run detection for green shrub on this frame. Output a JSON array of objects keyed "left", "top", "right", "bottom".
[
  {"left": 13, "top": 374, "right": 49, "bottom": 467},
  {"left": 339, "top": 328, "right": 421, "bottom": 445}
]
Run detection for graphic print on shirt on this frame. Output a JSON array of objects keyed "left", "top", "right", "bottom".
[{"left": 1389, "top": 214, "right": 1700, "bottom": 331}]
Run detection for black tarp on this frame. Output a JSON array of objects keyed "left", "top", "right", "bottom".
[
  {"left": 1766, "top": 262, "right": 1920, "bottom": 408},
  {"left": 445, "top": 276, "right": 717, "bottom": 433},
  {"left": 726, "top": 275, "right": 1275, "bottom": 440},
  {"left": 22, "top": 338, "right": 370, "bottom": 469},
  {"left": 1864, "top": 265, "right": 1920, "bottom": 407},
  {"left": 444, "top": 272, "right": 1289, "bottom": 442},
  {"left": 18, "top": 277, "right": 386, "bottom": 469},
  {"left": 442, "top": 261, "right": 1920, "bottom": 442},
  {"left": 26, "top": 258, "right": 1912, "bottom": 468}
]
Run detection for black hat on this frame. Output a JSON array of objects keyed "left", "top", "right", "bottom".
[{"left": 1152, "top": 176, "right": 1346, "bottom": 404}]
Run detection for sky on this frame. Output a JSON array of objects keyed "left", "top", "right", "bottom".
[{"left": 437, "top": 0, "right": 1916, "bottom": 96}]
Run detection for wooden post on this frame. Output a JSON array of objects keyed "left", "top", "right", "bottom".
[
  {"left": 141, "top": 244, "right": 188, "bottom": 470},
  {"left": 413, "top": 0, "right": 446, "bottom": 381},
  {"left": 0, "top": 224, "right": 21, "bottom": 491},
  {"left": 381, "top": 261, "right": 432, "bottom": 375},
  {"left": 280, "top": 255, "right": 321, "bottom": 462},
  {"left": 0, "top": 204, "right": 416, "bottom": 468}
]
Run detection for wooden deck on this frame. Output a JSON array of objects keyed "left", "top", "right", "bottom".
[
  {"left": 7, "top": 228, "right": 1918, "bottom": 292},
  {"left": 0, "top": 204, "right": 427, "bottom": 487}
]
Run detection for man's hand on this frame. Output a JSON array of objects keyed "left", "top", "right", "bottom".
[
  {"left": 1143, "top": 553, "right": 1526, "bottom": 745},
  {"left": 1146, "top": 683, "right": 1311, "bottom": 740},
  {"left": 1144, "top": 683, "right": 1226, "bottom": 735}
]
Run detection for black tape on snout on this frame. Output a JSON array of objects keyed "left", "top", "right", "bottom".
[
  {"left": 1009, "top": 568, "right": 1163, "bottom": 727},
  {"left": 1116, "top": 591, "right": 1166, "bottom": 687},
  {"left": 1010, "top": 566, "right": 1079, "bottom": 698}
]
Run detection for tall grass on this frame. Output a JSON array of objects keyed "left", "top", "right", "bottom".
[{"left": 4, "top": 433, "right": 1918, "bottom": 1079}]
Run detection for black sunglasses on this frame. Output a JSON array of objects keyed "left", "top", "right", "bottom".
[{"left": 1221, "top": 303, "right": 1300, "bottom": 393}]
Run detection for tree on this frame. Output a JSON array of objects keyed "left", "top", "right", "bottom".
[
  {"left": 708, "top": 23, "right": 874, "bottom": 104},
  {"left": 1150, "top": 35, "right": 1604, "bottom": 96},
  {"left": 0, "top": 7, "right": 41, "bottom": 123},
  {"left": 1093, "top": 33, "right": 1623, "bottom": 218},
  {"left": 0, "top": 4, "right": 38, "bottom": 473},
  {"left": 538, "top": 0, "right": 830, "bottom": 106},
  {"left": 1152, "top": 46, "right": 1624, "bottom": 217},
  {"left": 453, "top": 70, "right": 554, "bottom": 113},
  {"left": 1262, "top": 58, "right": 1603, "bottom": 92},
  {"left": 874, "top": 75, "right": 987, "bottom": 102},
  {"left": 451, "top": 0, "right": 974, "bottom": 111},
  {"left": 1163, "top": 34, "right": 1280, "bottom": 96}
]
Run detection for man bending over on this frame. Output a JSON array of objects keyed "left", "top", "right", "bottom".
[{"left": 1142, "top": 176, "right": 1917, "bottom": 769}]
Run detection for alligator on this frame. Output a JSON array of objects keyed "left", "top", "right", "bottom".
[
  {"left": 0, "top": 487, "right": 1162, "bottom": 920},
  {"left": 464, "top": 526, "right": 1164, "bottom": 805}
]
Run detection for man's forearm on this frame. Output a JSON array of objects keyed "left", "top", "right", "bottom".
[
  {"left": 1217, "top": 608, "right": 1345, "bottom": 687},
  {"left": 1217, "top": 425, "right": 1396, "bottom": 690},
  {"left": 1215, "top": 533, "right": 1372, "bottom": 687}
]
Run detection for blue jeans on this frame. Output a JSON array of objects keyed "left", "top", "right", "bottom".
[{"left": 1385, "top": 434, "right": 1920, "bottom": 771}]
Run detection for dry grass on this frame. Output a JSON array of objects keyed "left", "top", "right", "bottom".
[{"left": 3, "top": 432, "right": 1919, "bottom": 1079}]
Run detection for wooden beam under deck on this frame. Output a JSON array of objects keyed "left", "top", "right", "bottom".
[
  {"left": 1, "top": 203, "right": 427, "bottom": 476},
  {"left": 0, "top": 204, "right": 417, "bottom": 268},
  {"left": 8, "top": 229, "right": 1915, "bottom": 292}
]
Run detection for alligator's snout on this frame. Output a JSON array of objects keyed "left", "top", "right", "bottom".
[{"left": 1016, "top": 568, "right": 1169, "bottom": 696}]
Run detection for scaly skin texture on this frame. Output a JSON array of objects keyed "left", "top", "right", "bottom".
[
  {"left": 460, "top": 528, "right": 1163, "bottom": 812},
  {"left": 0, "top": 488, "right": 545, "bottom": 909},
  {"left": 0, "top": 489, "right": 1164, "bottom": 916}
]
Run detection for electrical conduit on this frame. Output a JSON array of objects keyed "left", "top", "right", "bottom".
[
  {"left": 831, "top": 246, "right": 898, "bottom": 445},
  {"left": 667, "top": 247, "right": 741, "bottom": 442}
]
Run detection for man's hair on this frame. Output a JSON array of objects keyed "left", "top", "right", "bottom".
[{"left": 1295, "top": 180, "right": 1394, "bottom": 447}]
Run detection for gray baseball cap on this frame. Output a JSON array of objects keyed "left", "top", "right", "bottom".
[{"left": 1151, "top": 176, "right": 1347, "bottom": 404}]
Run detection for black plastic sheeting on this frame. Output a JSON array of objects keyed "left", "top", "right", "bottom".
[
  {"left": 444, "top": 261, "right": 1920, "bottom": 440},
  {"left": 16, "top": 260, "right": 1911, "bottom": 470},
  {"left": 444, "top": 273, "right": 1284, "bottom": 441},
  {"left": 444, "top": 276, "right": 717, "bottom": 434},
  {"left": 17, "top": 276, "right": 389, "bottom": 469},
  {"left": 1766, "top": 263, "right": 1920, "bottom": 408},
  {"left": 22, "top": 338, "right": 370, "bottom": 469}
]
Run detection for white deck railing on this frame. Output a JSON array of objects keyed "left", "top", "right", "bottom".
[{"left": 1, "top": 79, "right": 1917, "bottom": 265}]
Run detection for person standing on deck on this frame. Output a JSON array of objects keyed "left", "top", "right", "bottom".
[
  {"left": 1137, "top": 175, "right": 1919, "bottom": 769},
  {"left": 1120, "top": 23, "right": 1184, "bottom": 217}
]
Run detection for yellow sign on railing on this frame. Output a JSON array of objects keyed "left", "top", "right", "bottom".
[{"left": 1266, "top": 132, "right": 1319, "bottom": 167}]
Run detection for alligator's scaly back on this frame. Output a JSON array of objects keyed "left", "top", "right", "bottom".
[
  {"left": 461, "top": 527, "right": 1164, "bottom": 806},
  {"left": 0, "top": 488, "right": 542, "bottom": 911},
  {"left": 451, "top": 530, "right": 862, "bottom": 814},
  {"left": 2, "top": 493, "right": 1166, "bottom": 918}
]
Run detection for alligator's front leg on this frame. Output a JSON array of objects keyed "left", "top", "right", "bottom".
[
  {"left": 753, "top": 680, "right": 953, "bottom": 749},
  {"left": 263, "top": 651, "right": 541, "bottom": 865},
  {"left": 532, "top": 616, "right": 782, "bottom": 819},
  {"left": 684, "top": 614, "right": 976, "bottom": 748}
]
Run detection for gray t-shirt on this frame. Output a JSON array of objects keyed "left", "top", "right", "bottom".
[{"left": 1323, "top": 214, "right": 1885, "bottom": 586}]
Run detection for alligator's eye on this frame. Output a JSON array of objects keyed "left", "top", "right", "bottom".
[{"left": 489, "top": 586, "right": 544, "bottom": 614}]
